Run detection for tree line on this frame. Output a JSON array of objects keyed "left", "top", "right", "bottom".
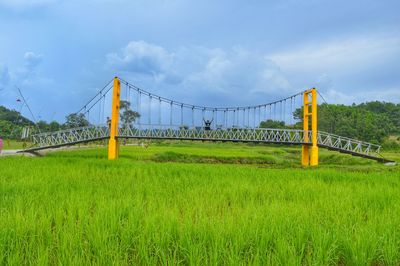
[
  {"left": 0, "top": 100, "right": 140, "bottom": 138},
  {"left": 259, "top": 101, "right": 399, "bottom": 146}
]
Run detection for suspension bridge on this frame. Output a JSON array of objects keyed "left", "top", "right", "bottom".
[{"left": 21, "top": 77, "right": 392, "bottom": 165}]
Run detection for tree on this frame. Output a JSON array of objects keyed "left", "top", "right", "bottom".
[
  {"left": 0, "top": 120, "right": 15, "bottom": 137},
  {"left": 64, "top": 113, "right": 89, "bottom": 129},
  {"left": 36, "top": 120, "right": 62, "bottom": 132},
  {"left": 36, "top": 120, "right": 49, "bottom": 131},
  {"left": 293, "top": 103, "right": 397, "bottom": 144},
  {"left": 259, "top": 119, "right": 287, "bottom": 129},
  {"left": 48, "top": 121, "right": 61, "bottom": 131},
  {"left": 120, "top": 100, "right": 140, "bottom": 128}
]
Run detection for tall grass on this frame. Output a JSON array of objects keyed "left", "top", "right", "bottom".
[{"left": 1, "top": 143, "right": 399, "bottom": 265}]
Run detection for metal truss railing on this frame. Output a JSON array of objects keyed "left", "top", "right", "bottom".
[
  {"left": 31, "top": 125, "right": 109, "bottom": 149},
  {"left": 317, "top": 131, "right": 381, "bottom": 156},
  {"left": 27, "top": 124, "right": 383, "bottom": 160},
  {"left": 119, "top": 124, "right": 306, "bottom": 144}
]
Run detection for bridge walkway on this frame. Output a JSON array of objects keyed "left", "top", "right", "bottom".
[{"left": 20, "top": 125, "right": 391, "bottom": 163}]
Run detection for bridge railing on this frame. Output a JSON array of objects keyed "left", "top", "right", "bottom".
[
  {"left": 29, "top": 124, "right": 382, "bottom": 159},
  {"left": 32, "top": 125, "right": 109, "bottom": 148},
  {"left": 119, "top": 124, "right": 308, "bottom": 144},
  {"left": 30, "top": 124, "right": 308, "bottom": 150},
  {"left": 317, "top": 131, "right": 381, "bottom": 156}
]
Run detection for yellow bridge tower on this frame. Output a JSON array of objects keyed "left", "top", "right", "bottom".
[
  {"left": 108, "top": 77, "right": 121, "bottom": 160},
  {"left": 302, "top": 88, "right": 318, "bottom": 166}
]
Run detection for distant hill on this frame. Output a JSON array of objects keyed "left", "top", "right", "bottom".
[
  {"left": 0, "top": 106, "right": 33, "bottom": 138},
  {"left": 0, "top": 106, "right": 33, "bottom": 125}
]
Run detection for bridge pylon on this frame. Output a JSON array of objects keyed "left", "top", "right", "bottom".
[
  {"left": 302, "top": 88, "right": 318, "bottom": 166},
  {"left": 108, "top": 77, "right": 121, "bottom": 160}
]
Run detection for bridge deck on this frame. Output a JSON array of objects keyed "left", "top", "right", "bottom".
[{"left": 21, "top": 125, "right": 391, "bottom": 163}]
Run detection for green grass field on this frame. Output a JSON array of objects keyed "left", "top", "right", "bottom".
[{"left": 1, "top": 142, "right": 399, "bottom": 265}]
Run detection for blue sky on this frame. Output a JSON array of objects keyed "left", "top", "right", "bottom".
[{"left": 0, "top": 0, "right": 399, "bottom": 122}]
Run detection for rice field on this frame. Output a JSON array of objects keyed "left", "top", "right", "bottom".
[{"left": 1, "top": 142, "right": 399, "bottom": 265}]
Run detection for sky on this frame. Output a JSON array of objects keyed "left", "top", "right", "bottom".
[{"left": 0, "top": 0, "right": 399, "bottom": 122}]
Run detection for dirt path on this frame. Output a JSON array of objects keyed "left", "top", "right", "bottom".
[
  {"left": 0, "top": 144, "right": 107, "bottom": 157},
  {"left": 0, "top": 150, "right": 36, "bottom": 157}
]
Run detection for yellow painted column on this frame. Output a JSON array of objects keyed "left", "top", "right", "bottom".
[
  {"left": 108, "top": 77, "right": 121, "bottom": 160},
  {"left": 310, "top": 88, "right": 318, "bottom": 166},
  {"left": 302, "top": 91, "right": 310, "bottom": 166}
]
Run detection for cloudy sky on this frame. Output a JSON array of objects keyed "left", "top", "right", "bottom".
[{"left": 0, "top": 0, "right": 399, "bottom": 122}]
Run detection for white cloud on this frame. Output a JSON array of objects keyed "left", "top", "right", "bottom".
[
  {"left": 184, "top": 47, "right": 291, "bottom": 98},
  {"left": 0, "top": 52, "right": 45, "bottom": 89},
  {"left": 265, "top": 35, "right": 400, "bottom": 104},
  {"left": 322, "top": 88, "right": 400, "bottom": 104},
  {"left": 268, "top": 35, "right": 400, "bottom": 74},
  {"left": 106, "top": 40, "right": 177, "bottom": 82},
  {"left": 9, "top": 51, "right": 45, "bottom": 85},
  {"left": 24, "top": 52, "right": 43, "bottom": 70},
  {"left": 106, "top": 38, "right": 399, "bottom": 106},
  {"left": 107, "top": 41, "right": 293, "bottom": 105}
]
